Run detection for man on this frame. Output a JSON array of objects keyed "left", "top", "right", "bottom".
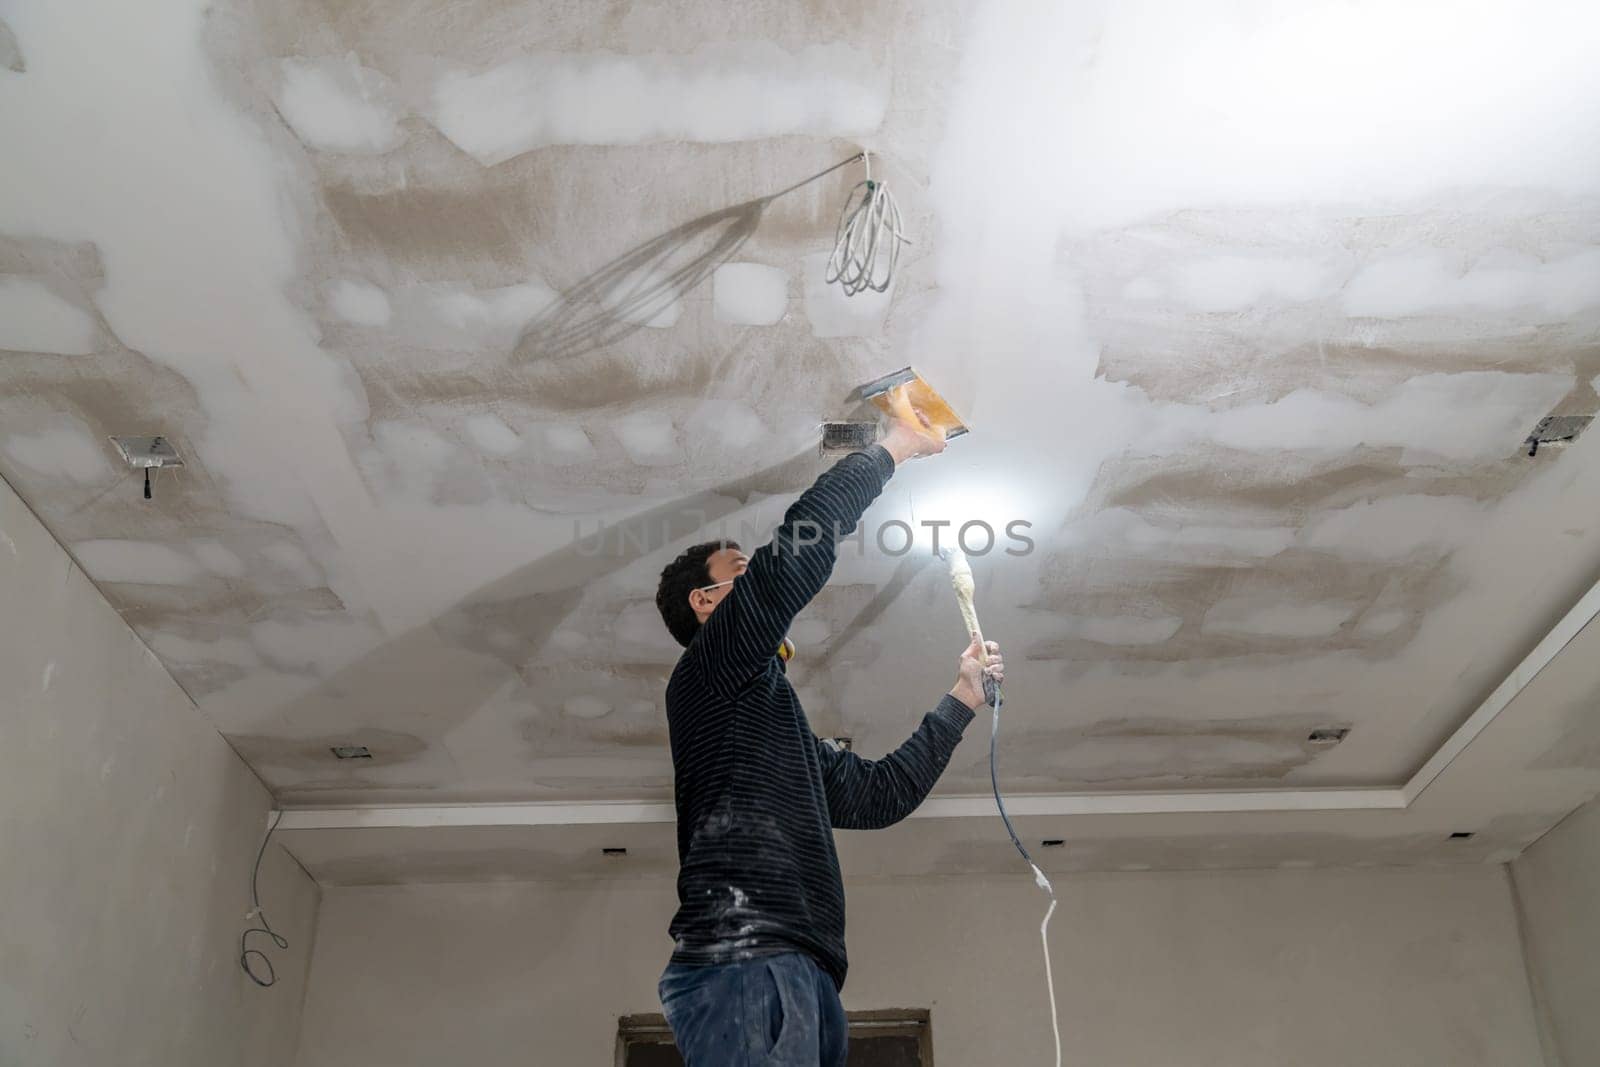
[{"left": 653, "top": 401, "right": 1003, "bottom": 1066}]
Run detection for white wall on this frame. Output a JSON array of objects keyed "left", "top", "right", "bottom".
[
  {"left": 295, "top": 865, "right": 1542, "bottom": 1066},
  {"left": 0, "top": 477, "right": 321, "bottom": 1067},
  {"left": 1514, "top": 796, "right": 1600, "bottom": 1066}
]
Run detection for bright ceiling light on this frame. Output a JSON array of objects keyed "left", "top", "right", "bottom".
[{"left": 901, "top": 480, "right": 1036, "bottom": 557}]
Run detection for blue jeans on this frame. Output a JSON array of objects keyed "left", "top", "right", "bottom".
[{"left": 658, "top": 953, "right": 848, "bottom": 1066}]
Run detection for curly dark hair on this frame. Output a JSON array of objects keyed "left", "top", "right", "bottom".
[{"left": 656, "top": 540, "right": 740, "bottom": 648}]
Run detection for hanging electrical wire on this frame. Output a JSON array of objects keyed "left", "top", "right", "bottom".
[
  {"left": 239, "top": 809, "right": 288, "bottom": 987},
  {"left": 944, "top": 547, "right": 1062, "bottom": 1067},
  {"left": 825, "top": 150, "right": 909, "bottom": 296},
  {"left": 990, "top": 686, "right": 1062, "bottom": 1067}
]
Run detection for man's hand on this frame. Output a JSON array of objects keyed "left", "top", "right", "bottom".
[
  {"left": 950, "top": 635, "right": 1003, "bottom": 710},
  {"left": 880, "top": 385, "right": 948, "bottom": 465}
]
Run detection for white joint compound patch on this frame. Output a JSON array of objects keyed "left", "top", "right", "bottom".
[
  {"left": 693, "top": 400, "right": 768, "bottom": 451},
  {"left": 260, "top": 541, "right": 322, "bottom": 587},
  {"left": 1344, "top": 249, "right": 1600, "bottom": 321},
  {"left": 1054, "top": 615, "right": 1185, "bottom": 646},
  {"left": 423, "top": 283, "right": 557, "bottom": 342},
  {"left": 274, "top": 55, "right": 405, "bottom": 154},
  {"left": 1299, "top": 496, "right": 1483, "bottom": 560},
  {"left": 0, "top": 277, "right": 97, "bottom": 354},
  {"left": 1062, "top": 508, "right": 1294, "bottom": 561},
  {"left": 1202, "top": 598, "right": 1354, "bottom": 639},
  {"left": 563, "top": 695, "right": 612, "bottom": 720},
  {"left": 1168, "top": 255, "right": 1340, "bottom": 313},
  {"left": 430, "top": 43, "right": 887, "bottom": 165},
  {"left": 1355, "top": 609, "right": 1412, "bottom": 637},
  {"left": 614, "top": 412, "right": 681, "bottom": 466},
  {"left": 1142, "top": 372, "right": 1574, "bottom": 465},
  {"left": 463, "top": 413, "right": 522, "bottom": 457},
  {"left": 192, "top": 540, "right": 247, "bottom": 577},
  {"left": 3, "top": 424, "right": 110, "bottom": 483},
  {"left": 372, "top": 421, "right": 458, "bottom": 481},
  {"left": 713, "top": 263, "right": 789, "bottom": 325},
  {"left": 328, "top": 279, "right": 392, "bottom": 326},
  {"left": 250, "top": 616, "right": 375, "bottom": 676},
  {"left": 543, "top": 425, "right": 597, "bottom": 463},
  {"left": 73, "top": 540, "right": 201, "bottom": 585}
]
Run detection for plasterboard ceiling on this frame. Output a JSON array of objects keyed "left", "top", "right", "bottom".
[{"left": 2, "top": 0, "right": 1600, "bottom": 840}]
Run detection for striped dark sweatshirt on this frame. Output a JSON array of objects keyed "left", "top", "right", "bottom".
[{"left": 664, "top": 445, "right": 976, "bottom": 990}]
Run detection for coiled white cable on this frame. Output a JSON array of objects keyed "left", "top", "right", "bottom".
[{"left": 825, "top": 151, "right": 909, "bottom": 296}]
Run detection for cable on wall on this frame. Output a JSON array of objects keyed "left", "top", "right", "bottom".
[{"left": 239, "top": 809, "right": 288, "bottom": 988}]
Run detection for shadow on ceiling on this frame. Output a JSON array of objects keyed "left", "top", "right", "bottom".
[{"left": 510, "top": 154, "right": 862, "bottom": 365}]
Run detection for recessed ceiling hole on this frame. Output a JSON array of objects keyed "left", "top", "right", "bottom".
[
  {"left": 602, "top": 847, "right": 628, "bottom": 857},
  {"left": 1449, "top": 831, "right": 1476, "bottom": 840},
  {"left": 110, "top": 435, "right": 185, "bottom": 470},
  {"left": 330, "top": 745, "right": 372, "bottom": 760},
  {"left": 1308, "top": 727, "right": 1350, "bottom": 745},
  {"left": 1041, "top": 839, "right": 1065, "bottom": 848},
  {"left": 110, "top": 435, "right": 186, "bottom": 500},
  {"left": 820, "top": 422, "right": 876, "bottom": 456},
  {"left": 1525, "top": 414, "right": 1593, "bottom": 457}
]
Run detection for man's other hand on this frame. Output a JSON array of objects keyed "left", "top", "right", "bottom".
[{"left": 950, "top": 635, "right": 1003, "bottom": 710}]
